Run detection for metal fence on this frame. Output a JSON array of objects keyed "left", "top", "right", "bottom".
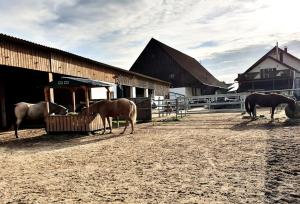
[
  {"left": 151, "top": 97, "right": 188, "bottom": 119},
  {"left": 152, "top": 88, "right": 300, "bottom": 117}
]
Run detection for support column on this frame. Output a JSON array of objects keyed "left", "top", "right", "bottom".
[
  {"left": 48, "top": 73, "right": 54, "bottom": 102},
  {"left": 130, "top": 86, "right": 136, "bottom": 98},
  {"left": 72, "top": 89, "right": 76, "bottom": 113},
  {"left": 44, "top": 87, "right": 50, "bottom": 114},
  {"left": 144, "top": 88, "right": 149, "bottom": 98},
  {"left": 84, "top": 86, "right": 90, "bottom": 108}
]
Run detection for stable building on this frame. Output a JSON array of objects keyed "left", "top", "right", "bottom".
[
  {"left": 0, "top": 34, "right": 169, "bottom": 129},
  {"left": 130, "top": 38, "right": 227, "bottom": 97}
]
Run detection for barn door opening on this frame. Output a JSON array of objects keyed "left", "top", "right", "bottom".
[{"left": 0, "top": 83, "right": 6, "bottom": 129}]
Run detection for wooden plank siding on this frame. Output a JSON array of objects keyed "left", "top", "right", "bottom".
[
  {"left": 51, "top": 53, "right": 115, "bottom": 83},
  {"left": 118, "top": 74, "right": 169, "bottom": 96},
  {"left": 0, "top": 36, "right": 169, "bottom": 97},
  {"left": 46, "top": 114, "right": 103, "bottom": 133},
  {"left": 0, "top": 41, "right": 50, "bottom": 72}
]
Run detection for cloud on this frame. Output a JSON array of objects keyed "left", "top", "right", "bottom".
[
  {"left": 0, "top": 0, "right": 299, "bottom": 83},
  {"left": 190, "top": 41, "right": 219, "bottom": 49}
]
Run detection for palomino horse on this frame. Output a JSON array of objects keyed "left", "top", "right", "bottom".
[
  {"left": 14, "top": 101, "right": 68, "bottom": 138},
  {"left": 245, "top": 93, "right": 296, "bottom": 120},
  {"left": 82, "top": 98, "right": 137, "bottom": 134}
]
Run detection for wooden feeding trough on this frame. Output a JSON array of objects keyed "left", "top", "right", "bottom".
[{"left": 44, "top": 76, "right": 111, "bottom": 134}]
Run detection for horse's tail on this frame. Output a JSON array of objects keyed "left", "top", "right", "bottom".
[
  {"left": 245, "top": 96, "right": 251, "bottom": 116},
  {"left": 129, "top": 100, "right": 137, "bottom": 124}
]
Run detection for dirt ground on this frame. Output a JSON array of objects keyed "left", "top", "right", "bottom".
[{"left": 0, "top": 110, "right": 299, "bottom": 203}]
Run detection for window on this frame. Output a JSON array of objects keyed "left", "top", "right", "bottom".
[{"left": 260, "top": 68, "right": 276, "bottom": 78}]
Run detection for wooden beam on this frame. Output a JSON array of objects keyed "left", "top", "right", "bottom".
[
  {"left": 84, "top": 86, "right": 89, "bottom": 108},
  {"left": 48, "top": 72, "right": 54, "bottom": 102},
  {"left": 44, "top": 87, "right": 50, "bottom": 114},
  {"left": 72, "top": 89, "right": 76, "bottom": 112},
  {"left": 106, "top": 87, "right": 111, "bottom": 100}
]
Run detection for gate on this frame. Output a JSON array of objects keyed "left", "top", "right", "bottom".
[
  {"left": 129, "top": 97, "right": 152, "bottom": 122},
  {"left": 186, "top": 93, "right": 247, "bottom": 113}
]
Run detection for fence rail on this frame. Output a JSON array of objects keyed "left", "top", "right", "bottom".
[{"left": 152, "top": 88, "right": 300, "bottom": 117}]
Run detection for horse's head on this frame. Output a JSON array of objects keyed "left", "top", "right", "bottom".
[
  {"left": 80, "top": 106, "right": 93, "bottom": 115},
  {"left": 49, "top": 102, "right": 68, "bottom": 115}
]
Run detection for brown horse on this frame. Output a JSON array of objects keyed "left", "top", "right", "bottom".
[
  {"left": 14, "top": 101, "right": 68, "bottom": 138},
  {"left": 82, "top": 98, "right": 137, "bottom": 134},
  {"left": 245, "top": 93, "right": 296, "bottom": 119}
]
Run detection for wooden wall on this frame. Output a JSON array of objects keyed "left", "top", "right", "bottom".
[
  {"left": 0, "top": 37, "right": 169, "bottom": 96},
  {"left": 51, "top": 53, "right": 115, "bottom": 83},
  {"left": 0, "top": 41, "right": 50, "bottom": 72}
]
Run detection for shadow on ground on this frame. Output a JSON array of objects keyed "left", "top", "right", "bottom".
[{"left": 0, "top": 130, "right": 127, "bottom": 151}]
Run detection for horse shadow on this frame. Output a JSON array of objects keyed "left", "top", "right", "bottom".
[
  {"left": 0, "top": 130, "right": 127, "bottom": 151},
  {"left": 230, "top": 117, "right": 300, "bottom": 131}
]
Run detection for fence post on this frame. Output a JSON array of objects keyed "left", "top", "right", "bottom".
[{"left": 175, "top": 98, "right": 178, "bottom": 119}]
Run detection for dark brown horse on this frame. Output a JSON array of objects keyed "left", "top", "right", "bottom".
[
  {"left": 14, "top": 101, "right": 68, "bottom": 138},
  {"left": 82, "top": 98, "right": 137, "bottom": 134},
  {"left": 245, "top": 93, "right": 296, "bottom": 119}
]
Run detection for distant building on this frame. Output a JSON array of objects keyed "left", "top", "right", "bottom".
[
  {"left": 130, "top": 38, "right": 227, "bottom": 97},
  {"left": 236, "top": 44, "right": 300, "bottom": 93}
]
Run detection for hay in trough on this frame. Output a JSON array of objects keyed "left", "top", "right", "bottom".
[{"left": 285, "top": 102, "right": 300, "bottom": 118}]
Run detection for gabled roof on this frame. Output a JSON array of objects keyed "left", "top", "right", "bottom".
[
  {"left": 152, "top": 39, "right": 226, "bottom": 88},
  {"left": 242, "top": 46, "right": 300, "bottom": 74},
  {"left": 135, "top": 38, "right": 227, "bottom": 89}
]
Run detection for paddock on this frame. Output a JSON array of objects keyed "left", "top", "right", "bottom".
[{"left": 0, "top": 110, "right": 298, "bottom": 203}]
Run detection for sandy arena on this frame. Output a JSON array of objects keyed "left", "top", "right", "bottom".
[{"left": 0, "top": 111, "right": 299, "bottom": 203}]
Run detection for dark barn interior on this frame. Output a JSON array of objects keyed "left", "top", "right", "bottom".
[{"left": 0, "top": 65, "right": 48, "bottom": 129}]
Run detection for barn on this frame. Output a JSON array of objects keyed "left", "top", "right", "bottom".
[
  {"left": 0, "top": 34, "right": 169, "bottom": 129},
  {"left": 130, "top": 38, "right": 227, "bottom": 97}
]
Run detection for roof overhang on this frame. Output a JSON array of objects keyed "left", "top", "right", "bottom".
[{"left": 47, "top": 76, "right": 112, "bottom": 88}]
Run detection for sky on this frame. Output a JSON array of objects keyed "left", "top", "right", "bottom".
[{"left": 0, "top": 0, "right": 300, "bottom": 83}]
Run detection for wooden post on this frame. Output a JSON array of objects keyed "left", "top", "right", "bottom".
[
  {"left": 44, "top": 87, "right": 50, "bottom": 114},
  {"left": 84, "top": 86, "right": 89, "bottom": 108},
  {"left": 48, "top": 73, "right": 54, "bottom": 102},
  {"left": 106, "top": 87, "right": 111, "bottom": 100},
  {"left": 72, "top": 88, "right": 76, "bottom": 113},
  {"left": 175, "top": 98, "right": 178, "bottom": 120}
]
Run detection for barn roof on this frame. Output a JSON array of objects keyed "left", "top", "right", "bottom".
[
  {"left": 47, "top": 76, "right": 112, "bottom": 88},
  {"left": 147, "top": 38, "right": 227, "bottom": 89}
]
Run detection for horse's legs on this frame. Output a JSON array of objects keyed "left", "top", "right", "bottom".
[
  {"left": 106, "top": 117, "right": 112, "bottom": 133},
  {"left": 129, "top": 118, "right": 134, "bottom": 134},
  {"left": 271, "top": 106, "right": 275, "bottom": 120},
  {"left": 101, "top": 116, "right": 106, "bottom": 134},
  {"left": 250, "top": 103, "right": 255, "bottom": 119},
  {"left": 14, "top": 118, "right": 22, "bottom": 138},
  {"left": 121, "top": 119, "right": 129, "bottom": 134}
]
